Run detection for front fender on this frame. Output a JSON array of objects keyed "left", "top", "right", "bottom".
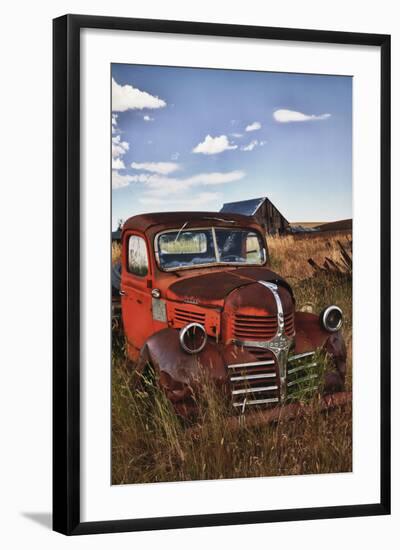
[
  {"left": 295, "top": 311, "right": 347, "bottom": 392},
  {"left": 136, "top": 328, "right": 227, "bottom": 416}
]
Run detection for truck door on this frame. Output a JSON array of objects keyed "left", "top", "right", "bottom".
[{"left": 120, "top": 233, "right": 153, "bottom": 361}]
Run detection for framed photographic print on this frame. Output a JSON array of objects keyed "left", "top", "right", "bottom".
[{"left": 53, "top": 14, "right": 391, "bottom": 535}]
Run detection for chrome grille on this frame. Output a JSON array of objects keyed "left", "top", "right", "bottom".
[
  {"left": 228, "top": 352, "right": 280, "bottom": 411},
  {"left": 228, "top": 350, "right": 323, "bottom": 411},
  {"left": 286, "top": 351, "right": 321, "bottom": 399},
  {"left": 233, "top": 312, "right": 295, "bottom": 341}
]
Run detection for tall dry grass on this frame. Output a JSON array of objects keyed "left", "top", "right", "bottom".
[
  {"left": 267, "top": 230, "right": 352, "bottom": 280},
  {"left": 112, "top": 351, "right": 352, "bottom": 484},
  {"left": 112, "top": 241, "right": 121, "bottom": 264},
  {"left": 112, "top": 232, "right": 352, "bottom": 485},
  {"left": 268, "top": 231, "right": 353, "bottom": 369}
]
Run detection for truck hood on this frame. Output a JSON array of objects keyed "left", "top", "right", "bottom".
[{"left": 166, "top": 266, "right": 292, "bottom": 308}]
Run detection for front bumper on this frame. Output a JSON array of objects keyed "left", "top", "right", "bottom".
[{"left": 224, "top": 391, "right": 351, "bottom": 430}]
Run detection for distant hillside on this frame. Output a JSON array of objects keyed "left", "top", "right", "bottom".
[
  {"left": 315, "top": 219, "right": 352, "bottom": 232},
  {"left": 290, "top": 219, "right": 352, "bottom": 231},
  {"left": 291, "top": 222, "right": 324, "bottom": 228}
]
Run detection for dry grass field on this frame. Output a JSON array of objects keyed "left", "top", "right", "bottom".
[
  {"left": 112, "top": 231, "right": 352, "bottom": 485},
  {"left": 112, "top": 241, "right": 121, "bottom": 264}
]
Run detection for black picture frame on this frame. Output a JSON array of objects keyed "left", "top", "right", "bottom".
[{"left": 53, "top": 14, "right": 391, "bottom": 535}]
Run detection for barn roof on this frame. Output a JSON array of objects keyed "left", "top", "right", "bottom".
[
  {"left": 112, "top": 229, "right": 121, "bottom": 242},
  {"left": 221, "top": 197, "right": 289, "bottom": 225},
  {"left": 220, "top": 197, "right": 266, "bottom": 216}
]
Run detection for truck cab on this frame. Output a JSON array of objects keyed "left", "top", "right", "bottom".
[{"left": 119, "top": 211, "right": 347, "bottom": 417}]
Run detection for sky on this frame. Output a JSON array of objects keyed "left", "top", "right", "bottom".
[{"left": 111, "top": 64, "right": 352, "bottom": 230}]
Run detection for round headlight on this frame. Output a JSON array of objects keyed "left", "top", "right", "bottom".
[
  {"left": 321, "top": 305, "right": 343, "bottom": 332},
  {"left": 179, "top": 323, "right": 207, "bottom": 354}
]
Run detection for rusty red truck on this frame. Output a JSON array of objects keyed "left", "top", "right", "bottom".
[{"left": 114, "top": 211, "right": 349, "bottom": 418}]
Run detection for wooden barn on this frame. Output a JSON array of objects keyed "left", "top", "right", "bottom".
[{"left": 220, "top": 197, "right": 290, "bottom": 235}]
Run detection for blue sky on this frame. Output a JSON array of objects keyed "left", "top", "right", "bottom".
[{"left": 111, "top": 64, "right": 352, "bottom": 230}]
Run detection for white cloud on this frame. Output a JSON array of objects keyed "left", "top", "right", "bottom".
[
  {"left": 112, "top": 157, "right": 126, "bottom": 170},
  {"left": 112, "top": 171, "right": 137, "bottom": 190},
  {"left": 131, "top": 161, "right": 181, "bottom": 175},
  {"left": 273, "top": 109, "right": 331, "bottom": 123},
  {"left": 111, "top": 114, "right": 119, "bottom": 134},
  {"left": 113, "top": 168, "right": 245, "bottom": 195},
  {"left": 231, "top": 133, "right": 243, "bottom": 138},
  {"left": 113, "top": 171, "right": 171, "bottom": 190},
  {"left": 111, "top": 119, "right": 131, "bottom": 183},
  {"left": 128, "top": 174, "right": 152, "bottom": 184},
  {"left": 185, "top": 171, "right": 245, "bottom": 186},
  {"left": 112, "top": 135, "right": 129, "bottom": 159},
  {"left": 245, "top": 121, "right": 261, "bottom": 132},
  {"left": 143, "top": 115, "right": 154, "bottom": 122},
  {"left": 140, "top": 170, "right": 245, "bottom": 197},
  {"left": 241, "top": 140, "right": 259, "bottom": 152},
  {"left": 192, "top": 135, "right": 237, "bottom": 155},
  {"left": 171, "top": 152, "right": 180, "bottom": 161},
  {"left": 112, "top": 78, "right": 166, "bottom": 112}
]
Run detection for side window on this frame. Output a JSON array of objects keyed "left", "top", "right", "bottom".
[{"left": 128, "top": 235, "right": 149, "bottom": 277}]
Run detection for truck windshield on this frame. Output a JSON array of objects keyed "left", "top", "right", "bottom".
[{"left": 156, "top": 228, "right": 266, "bottom": 270}]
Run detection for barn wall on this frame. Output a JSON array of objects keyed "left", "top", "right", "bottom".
[{"left": 254, "top": 200, "right": 289, "bottom": 234}]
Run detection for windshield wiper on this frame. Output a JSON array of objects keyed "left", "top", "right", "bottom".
[{"left": 174, "top": 221, "right": 188, "bottom": 242}]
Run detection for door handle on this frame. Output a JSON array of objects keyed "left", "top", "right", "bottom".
[{"left": 119, "top": 290, "right": 127, "bottom": 296}]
